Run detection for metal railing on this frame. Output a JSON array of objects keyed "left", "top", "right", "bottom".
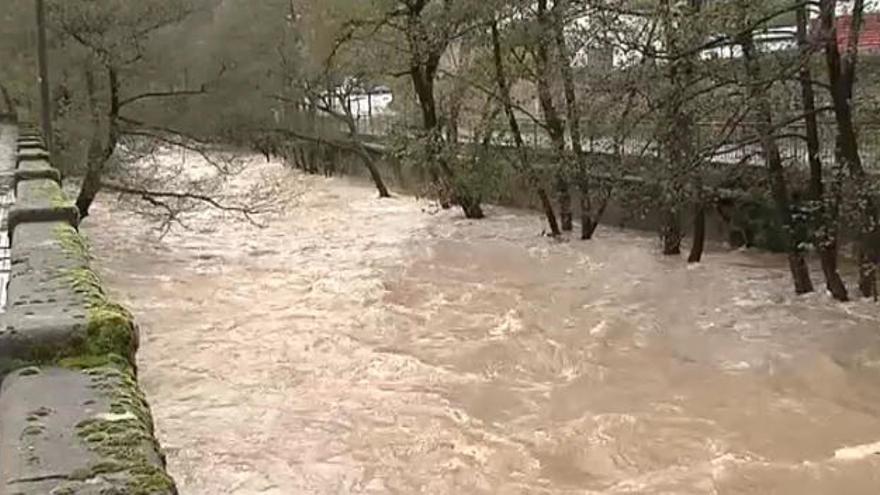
[{"left": 351, "top": 113, "right": 880, "bottom": 171}]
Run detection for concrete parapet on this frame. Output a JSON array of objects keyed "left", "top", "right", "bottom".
[{"left": 0, "top": 126, "right": 176, "bottom": 494}]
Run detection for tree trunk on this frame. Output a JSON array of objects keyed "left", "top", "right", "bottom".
[
  {"left": 491, "top": 20, "right": 560, "bottom": 236},
  {"left": 535, "top": 0, "right": 572, "bottom": 231},
  {"left": 76, "top": 66, "right": 119, "bottom": 220},
  {"left": 405, "top": 2, "right": 464, "bottom": 215},
  {"left": 658, "top": 0, "right": 696, "bottom": 257},
  {"left": 360, "top": 152, "right": 391, "bottom": 198},
  {"left": 556, "top": 174, "right": 573, "bottom": 231},
  {"left": 820, "top": 0, "right": 878, "bottom": 298},
  {"left": 662, "top": 209, "right": 683, "bottom": 255},
  {"left": 687, "top": 204, "right": 706, "bottom": 263},
  {"left": 336, "top": 97, "right": 391, "bottom": 199},
  {"left": 580, "top": 195, "right": 595, "bottom": 239},
  {"left": 553, "top": 0, "right": 601, "bottom": 238},
  {"left": 797, "top": 4, "right": 848, "bottom": 301},
  {"left": 741, "top": 33, "right": 814, "bottom": 295},
  {"left": 76, "top": 164, "right": 103, "bottom": 220},
  {"left": 580, "top": 188, "right": 608, "bottom": 240},
  {"left": 411, "top": 66, "right": 439, "bottom": 132},
  {"left": 459, "top": 197, "right": 485, "bottom": 219}
]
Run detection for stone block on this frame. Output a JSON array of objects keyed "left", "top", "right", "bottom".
[
  {"left": 16, "top": 148, "right": 50, "bottom": 166},
  {"left": 0, "top": 366, "right": 176, "bottom": 495},
  {"left": 0, "top": 222, "right": 137, "bottom": 365},
  {"left": 0, "top": 223, "right": 90, "bottom": 364},
  {"left": 8, "top": 179, "right": 79, "bottom": 238},
  {"left": 16, "top": 140, "right": 44, "bottom": 152},
  {"left": 14, "top": 160, "right": 61, "bottom": 186}
]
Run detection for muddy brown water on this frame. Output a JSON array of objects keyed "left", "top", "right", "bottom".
[{"left": 83, "top": 157, "right": 880, "bottom": 494}]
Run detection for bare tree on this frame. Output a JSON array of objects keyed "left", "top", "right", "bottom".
[
  {"left": 491, "top": 17, "right": 561, "bottom": 236},
  {"left": 738, "top": 8, "right": 814, "bottom": 294},
  {"left": 796, "top": 3, "right": 849, "bottom": 300},
  {"left": 820, "top": 0, "right": 879, "bottom": 299}
]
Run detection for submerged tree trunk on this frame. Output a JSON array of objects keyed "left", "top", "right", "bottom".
[
  {"left": 555, "top": 169, "right": 573, "bottom": 230},
  {"left": 741, "top": 33, "right": 814, "bottom": 294},
  {"left": 333, "top": 96, "right": 391, "bottom": 199},
  {"left": 797, "top": 4, "right": 848, "bottom": 301},
  {"left": 662, "top": 209, "right": 683, "bottom": 255},
  {"left": 820, "top": 0, "right": 878, "bottom": 299},
  {"left": 355, "top": 146, "right": 391, "bottom": 198},
  {"left": 491, "top": 20, "right": 560, "bottom": 236},
  {"left": 580, "top": 187, "right": 608, "bottom": 240},
  {"left": 687, "top": 203, "right": 706, "bottom": 263},
  {"left": 459, "top": 197, "right": 485, "bottom": 219}
]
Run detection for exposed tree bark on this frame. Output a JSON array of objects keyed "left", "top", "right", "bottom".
[
  {"left": 741, "top": 31, "right": 814, "bottom": 295},
  {"left": 491, "top": 19, "right": 560, "bottom": 236},
  {"left": 535, "top": 0, "right": 572, "bottom": 231},
  {"left": 797, "top": 4, "right": 848, "bottom": 301},
  {"left": 76, "top": 65, "right": 120, "bottom": 220},
  {"left": 820, "top": 0, "right": 878, "bottom": 299}
]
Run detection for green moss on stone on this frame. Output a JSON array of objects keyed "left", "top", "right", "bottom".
[
  {"left": 59, "top": 352, "right": 128, "bottom": 371},
  {"left": 54, "top": 224, "right": 91, "bottom": 261},
  {"left": 0, "top": 207, "right": 174, "bottom": 492},
  {"left": 72, "top": 365, "right": 176, "bottom": 494},
  {"left": 37, "top": 179, "right": 71, "bottom": 208},
  {"left": 53, "top": 226, "right": 137, "bottom": 366}
]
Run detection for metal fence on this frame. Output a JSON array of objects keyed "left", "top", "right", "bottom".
[{"left": 352, "top": 112, "right": 880, "bottom": 171}]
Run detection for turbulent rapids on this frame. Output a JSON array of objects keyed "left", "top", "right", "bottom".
[{"left": 84, "top": 155, "right": 880, "bottom": 494}]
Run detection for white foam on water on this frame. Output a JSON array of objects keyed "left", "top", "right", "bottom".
[{"left": 833, "top": 441, "right": 880, "bottom": 461}]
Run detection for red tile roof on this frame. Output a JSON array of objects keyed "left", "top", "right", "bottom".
[{"left": 832, "top": 13, "right": 880, "bottom": 51}]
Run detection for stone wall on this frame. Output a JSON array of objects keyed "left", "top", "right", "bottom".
[{"left": 0, "top": 121, "right": 177, "bottom": 495}]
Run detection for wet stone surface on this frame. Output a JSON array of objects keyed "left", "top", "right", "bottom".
[
  {"left": 8, "top": 179, "right": 78, "bottom": 236},
  {"left": 0, "top": 366, "right": 174, "bottom": 495},
  {"left": 0, "top": 222, "right": 90, "bottom": 362}
]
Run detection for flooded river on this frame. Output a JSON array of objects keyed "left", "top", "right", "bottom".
[{"left": 83, "top": 157, "right": 880, "bottom": 494}]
